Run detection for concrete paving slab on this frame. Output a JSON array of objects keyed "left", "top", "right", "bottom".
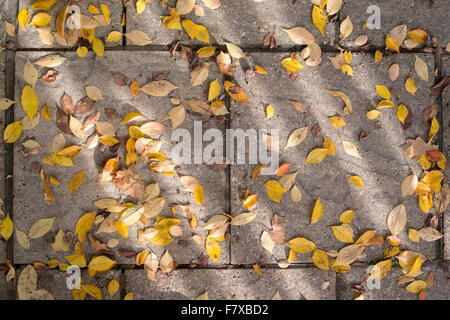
[
  {"left": 0, "top": 270, "right": 9, "bottom": 299},
  {"left": 229, "top": 52, "right": 436, "bottom": 264},
  {"left": 17, "top": 0, "right": 123, "bottom": 49},
  {"left": 340, "top": 0, "right": 449, "bottom": 49},
  {"left": 339, "top": 262, "right": 449, "bottom": 300},
  {"left": 0, "top": 51, "right": 6, "bottom": 264},
  {"left": 125, "top": 0, "right": 335, "bottom": 47},
  {"left": 0, "top": 0, "right": 17, "bottom": 46},
  {"left": 442, "top": 55, "right": 449, "bottom": 260},
  {"left": 124, "top": 268, "right": 336, "bottom": 300},
  {"left": 15, "top": 267, "right": 121, "bottom": 300},
  {"left": 13, "top": 51, "right": 229, "bottom": 265}
]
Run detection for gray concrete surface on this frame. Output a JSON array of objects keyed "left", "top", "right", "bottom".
[
  {"left": 13, "top": 51, "right": 229, "bottom": 265},
  {"left": 340, "top": 0, "right": 449, "bottom": 49},
  {"left": 0, "top": 0, "right": 17, "bottom": 47},
  {"left": 230, "top": 52, "right": 436, "bottom": 264},
  {"left": 0, "top": 0, "right": 448, "bottom": 301},
  {"left": 126, "top": 0, "right": 335, "bottom": 47},
  {"left": 124, "top": 268, "right": 336, "bottom": 300}
]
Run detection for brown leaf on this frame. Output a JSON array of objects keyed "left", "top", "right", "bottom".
[
  {"left": 111, "top": 168, "right": 145, "bottom": 199},
  {"left": 105, "top": 108, "right": 118, "bottom": 120},
  {"left": 311, "top": 123, "right": 321, "bottom": 137},
  {"left": 289, "top": 100, "right": 308, "bottom": 113},
  {"left": 88, "top": 234, "right": 110, "bottom": 252},
  {"left": 42, "top": 70, "right": 59, "bottom": 82},
  {"left": 434, "top": 184, "right": 450, "bottom": 214},
  {"left": 60, "top": 93, "right": 74, "bottom": 114},
  {"left": 113, "top": 73, "right": 129, "bottom": 86},
  {"left": 56, "top": 107, "right": 72, "bottom": 134},
  {"left": 430, "top": 77, "right": 449, "bottom": 97},
  {"left": 402, "top": 108, "right": 413, "bottom": 130},
  {"left": 140, "top": 121, "right": 166, "bottom": 136},
  {"left": 73, "top": 97, "right": 95, "bottom": 116},
  {"left": 82, "top": 111, "right": 100, "bottom": 131},
  {"left": 268, "top": 214, "right": 286, "bottom": 245},
  {"left": 423, "top": 104, "right": 438, "bottom": 122}
]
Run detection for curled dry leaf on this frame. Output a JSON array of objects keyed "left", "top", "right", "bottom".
[
  {"left": 282, "top": 27, "right": 315, "bottom": 45},
  {"left": 387, "top": 204, "right": 407, "bottom": 236}
]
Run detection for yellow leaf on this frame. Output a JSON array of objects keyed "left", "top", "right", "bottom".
[
  {"left": 74, "top": 212, "right": 96, "bottom": 243},
  {"left": 230, "top": 212, "right": 257, "bottom": 226},
  {"left": 349, "top": 176, "right": 364, "bottom": 187},
  {"left": 69, "top": 170, "right": 85, "bottom": 195},
  {"left": 136, "top": 0, "right": 146, "bottom": 14},
  {"left": 405, "top": 280, "right": 427, "bottom": 293},
  {"left": 289, "top": 237, "right": 316, "bottom": 253},
  {"left": 332, "top": 225, "right": 354, "bottom": 243},
  {"left": 100, "top": 4, "right": 110, "bottom": 24},
  {"left": 88, "top": 255, "right": 117, "bottom": 278},
  {"left": 56, "top": 146, "right": 82, "bottom": 158},
  {"left": 82, "top": 284, "right": 102, "bottom": 300},
  {"left": 281, "top": 57, "right": 303, "bottom": 72},
  {"left": 224, "top": 81, "right": 248, "bottom": 104},
  {"left": 31, "top": 0, "right": 58, "bottom": 10},
  {"left": 88, "top": 4, "right": 99, "bottom": 14},
  {"left": 107, "top": 279, "right": 119, "bottom": 297},
  {"left": 55, "top": 2, "right": 69, "bottom": 39},
  {"left": 264, "top": 180, "right": 286, "bottom": 202},
  {"left": 386, "top": 37, "right": 400, "bottom": 53},
  {"left": 22, "top": 85, "right": 39, "bottom": 120},
  {"left": 30, "top": 13, "right": 51, "bottom": 27},
  {"left": 266, "top": 104, "right": 274, "bottom": 119},
  {"left": 98, "top": 136, "right": 119, "bottom": 146},
  {"left": 205, "top": 236, "right": 220, "bottom": 261},
  {"left": 374, "top": 50, "right": 383, "bottom": 62},
  {"left": 4, "top": 121, "right": 23, "bottom": 143},
  {"left": 41, "top": 104, "right": 51, "bottom": 120},
  {"left": 194, "top": 184, "right": 204, "bottom": 205},
  {"left": 115, "top": 221, "right": 129, "bottom": 238},
  {"left": 418, "top": 193, "right": 432, "bottom": 213},
  {"left": 0, "top": 213, "right": 13, "bottom": 241},
  {"left": 124, "top": 292, "right": 134, "bottom": 300},
  {"left": 418, "top": 154, "right": 432, "bottom": 170},
  {"left": 312, "top": 249, "right": 329, "bottom": 270},
  {"left": 18, "top": 8, "right": 30, "bottom": 29},
  {"left": 397, "top": 104, "right": 408, "bottom": 124},
  {"left": 195, "top": 46, "right": 217, "bottom": 58},
  {"left": 305, "top": 148, "right": 328, "bottom": 164},
  {"left": 255, "top": 65, "right": 267, "bottom": 74},
  {"left": 377, "top": 99, "right": 395, "bottom": 108},
  {"left": 312, "top": 6, "right": 326, "bottom": 36},
  {"left": 328, "top": 116, "right": 346, "bottom": 128},
  {"left": 193, "top": 24, "right": 209, "bottom": 43},
  {"left": 92, "top": 38, "right": 104, "bottom": 57},
  {"left": 405, "top": 77, "right": 417, "bottom": 96},
  {"left": 407, "top": 256, "right": 422, "bottom": 276},
  {"left": 28, "top": 217, "right": 55, "bottom": 239},
  {"left": 323, "top": 136, "right": 335, "bottom": 155},
  {"left": 340, "top": 210, "right": 355, "bottom": 224},
  {"left": 106, "top": 31, "right": 123, "bottom": 42},
  {"left": 65, "top": 241, "right": 86, "bottom": 267},
  {"left": 366, "top": 110, "right": 381, "bottom": 119},
  {"left": 428, "top": 117, "right": 439, "bottom": 142},
  {"left": 311, "top": 197, "right": 323, "bottom": 224},
  {"left": 341, "top": 64, "right": 353, "bottom": 76},
  {"left": 408, "top": 29, "right": 427, "bottom": 43},
  {"left": 76, "top": 46, "right": 88, "bottom": 58},
  {"left": 376, "top": 85, "right": 391, "bottom": 100},
  {"left": 252, "top": 264, "right": 262, "bottom": 275},
  {"left": 369, "top": 259, "right": 391, "bottom": 280},
  {"left": 208, "top": 79, "right": 220, "bottom": 101}
]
